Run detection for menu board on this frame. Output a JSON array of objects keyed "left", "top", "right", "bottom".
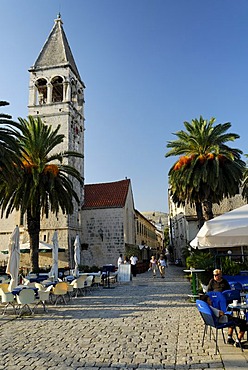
[{"left": 118, "top": 264, "right": 131, "bottom": 282}]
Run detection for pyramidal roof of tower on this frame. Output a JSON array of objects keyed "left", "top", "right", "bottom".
[
  {"left": 31, "top": 14, "right": 82, "bottom": 83},
  {"left": 83, "top": 179, "right": 131, "bottom": 209}
]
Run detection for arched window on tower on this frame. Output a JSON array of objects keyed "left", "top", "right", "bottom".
[
  {"left": 71, "top": 78, "right": 78, "bottom": 104},
  {"left": 52, "top": 76, "right": 63, "bottom": 102},
  {"left": 36, "top": 78, "right": 47, "bottom": 105}
]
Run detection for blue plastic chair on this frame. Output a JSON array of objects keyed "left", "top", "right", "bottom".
[
  {"left": 229, "top": 282, "right": 243, "bottom": 291},
  {"left": 222, "top": 289, "right": 241, "bottom": 304},
  {"left": 196, "top": 299, "right": 242, "bottom": 354},
  {"left": 245, "top": 294, "right": 248, "bottom": 322},
  {"left": 206, "top": 291, "right": 227, "bottom": 312}
]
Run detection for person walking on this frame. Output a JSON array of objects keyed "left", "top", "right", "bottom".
[
  {"left": 157, "top": 254, "right": 167, "bottom": 278},
  {"left": 124, "top": 256, "right": 130, "bottom": 264},
  {"left": 130, "top": 255, "right": 138, "bottom": 277},
  {"left": 117, "top": 254, "right": 123, "bottom": 268},
  {"left": 149, "top": 256, "right": 158, "bottom": 278}
]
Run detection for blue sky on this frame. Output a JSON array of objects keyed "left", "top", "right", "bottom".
[{"left": 1, "top": 0, "right": 248, "bottom": 213}]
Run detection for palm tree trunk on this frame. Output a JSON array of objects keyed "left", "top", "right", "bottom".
[
  {"left": 202, "top": 200, "right": 214, "bottom": 220},
  {"left": 27, "top": 207, "right": 40, "bottom": 272},
  {"left": 195, "top": 202, "right": 205, "bottom": 228}
]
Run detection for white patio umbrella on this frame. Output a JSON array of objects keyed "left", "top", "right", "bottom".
[
  {"left": 73, "top": 235, "right": 80, "bottom": 277},
  {"left": 48, "top": 231, "right": 59, "bottom": 280},
  {"left": 6, "top": 226, "right": 20, "bottom": 291},
  {"left": 190, "top": 204, "right": 248, "bottom": 249}
]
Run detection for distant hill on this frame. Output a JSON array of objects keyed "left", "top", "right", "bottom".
[{"left": 141, "top": 211, "right": 168, "bottom": 229}]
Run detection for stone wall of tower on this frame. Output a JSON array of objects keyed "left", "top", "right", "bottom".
[
  {"left": 28, "top": 65, "right": 85, "bottom": 238},
  {"left": 0, "top": 18, "right": 85, "bottom": 269}
]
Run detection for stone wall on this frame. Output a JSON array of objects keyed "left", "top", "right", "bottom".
[{"left": 81, "top": 208, "right": 125, "bottom": 268}]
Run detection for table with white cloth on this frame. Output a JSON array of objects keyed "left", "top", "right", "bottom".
[
  {"left": 65, "top": 272, "right": 101, "bottom": 284},
  {"left": 43, "top": 281, "right": 58, "bottom": 288},
  {"left": 183, "top": 269, "right": 205, "bottom": 299},
  {"left": 25, "top": 273, "right": 49, "bottom": 283},
  {"left": 228, "top": 302, "right": 248, "bottom": 318}
]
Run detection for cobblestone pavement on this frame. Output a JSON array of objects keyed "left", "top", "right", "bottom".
[{"left": 1, "top": 265, "right": 248, "bottom": 369}]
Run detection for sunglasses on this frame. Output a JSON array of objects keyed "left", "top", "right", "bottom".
[{"left": 214, "top": 274, "right": 220, "bottom": 276}]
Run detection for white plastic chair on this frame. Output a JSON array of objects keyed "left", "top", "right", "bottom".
[
  {"left": 83, "top": 276, "right": 94, "bottom": 295},
  {"left": 34, "top": 282, "right": 45, "bottom": 291},
  {"left": 93, "top": 274, "right": 102, "bottom": 289},
  {"left": 0, "top": 287, "right": 16, "bottom": 315},
  {"left": 201, "top": 283, "right": 208, "bottom": 293},
  {"left": 16, "top": 288, "right": 36, "bottom": 316},
  {"left": 66, "top": 282, "right": 74, "bottom": 301},
  {"left": 71, "top": 276, "right": 87, "bottom": 297},
  {"left": 34, "top": 283, "right": 52, "bottom": 312}
]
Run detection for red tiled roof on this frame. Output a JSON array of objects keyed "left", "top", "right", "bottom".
[{"left": 83, "top": 179, "right": 131, "bottom": 209}]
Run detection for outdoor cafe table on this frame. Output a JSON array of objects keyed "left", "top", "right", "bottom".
[
  {"left": 43, "top": 281, "right": 58, "bottom": 288},
  {"left": 228, "top": 302, "right": 248, "bottom": 316},
  {"left": 228, "top": 303, "right": 248, "bottom": 340},
  {"left": 183, "top": 269, "right": 205, "bottom": 299},
  {"left": 65, "top": 272, "right": 101, "bottom": 283}
]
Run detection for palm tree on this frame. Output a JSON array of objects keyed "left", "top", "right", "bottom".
[
  {"left": 0, "top": 101, "right": 20, "bottom": 180},
  {"left": 0, "top": 116, "right": 83, "bottom": 271},
  {"left": 166, "top": 116, "right": 245, "bottom": 224},
  {"left": 242, "top": 155, "right": 248, "bottom": 201}
]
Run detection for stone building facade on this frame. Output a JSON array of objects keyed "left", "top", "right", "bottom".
[
  {"left": 80, "top": 179, "right": 136, "bottom": 267},
  {"left": 135, "top": 209, "right": 162, "bottom": 259}
]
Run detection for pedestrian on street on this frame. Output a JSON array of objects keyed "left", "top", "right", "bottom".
[
  {"left": 124, "top": 256, "right": 130, "bottom": 264},
  {"left": 157, "top": 254, "right": 167, "bottom": 278},
  {"left": 117, "top": 253, "right": 123, "bottom": 268},
  {"left": 130, "top": 255, "right": 138, "bottom": 277},
  {"left": 149, "top": 256, "right": 158, "bottom": 278}
]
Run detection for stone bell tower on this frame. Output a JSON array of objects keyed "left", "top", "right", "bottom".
[{"left": 28, "top": 14, "right": 85, "bottom": 262}]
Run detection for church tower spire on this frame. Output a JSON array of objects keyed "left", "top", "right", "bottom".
[
  {"left": 31, "top": 14, "right": 82, "bottom": 83},
  {"left": 28, "top": 15, "right": 85, "bottom": 262}
]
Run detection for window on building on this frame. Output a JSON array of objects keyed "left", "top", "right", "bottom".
[
  {"left": 52, "top": 76, "right": 63, "bottom": 102},
  {"left": 36, "top": 78, "right": 47, "bottom": 104}
]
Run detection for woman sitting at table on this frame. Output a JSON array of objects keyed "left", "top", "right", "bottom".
[
  {"left": 201, "top": 294, "right": 248, "bottom": 346},
  {"left": 207, "top": 269, "right": 230, "bottom": 292}
]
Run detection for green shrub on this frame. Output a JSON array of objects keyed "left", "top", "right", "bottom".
[
  {"left": 186, "top": 251, "right": 214, "bottom": 270},
  {"left": 79, "top": 264, "right": 100, "bottom": 273},
  {"left": 186, "top": 251, "right": 215, "bottom": 286},
  {"left": 221, "top": 257, "right": 241, "bottom": 276}
]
